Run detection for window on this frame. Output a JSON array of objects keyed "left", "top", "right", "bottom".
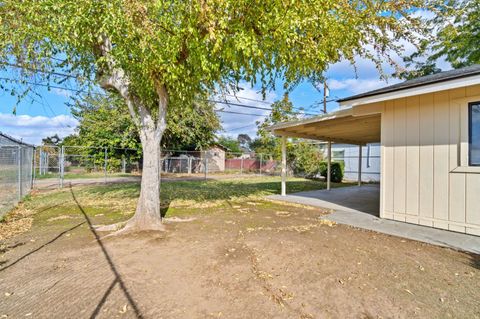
[
  {"left": 469, "top": 102, "right": 480, "bottom": 166},
  {"left": 332, "top": 150, "right": 345, "bottom": 165}
]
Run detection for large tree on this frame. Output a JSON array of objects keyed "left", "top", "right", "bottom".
[
  {"left": 397, "top": 0, "right": 479, "bottom": 79},
  {"left": 0, "top": 0, "right": 424, "bottom": 232}
]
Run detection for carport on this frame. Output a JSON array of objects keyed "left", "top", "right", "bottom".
[{"left": 268, "top": 106, "right": 381, "bottom": 196}]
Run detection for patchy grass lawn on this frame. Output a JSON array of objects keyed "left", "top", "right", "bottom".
[
  {"left": 35, "top": 171, "right": 139, "bottom": 180},
  {"left": 0, "top": 177, "right": 478, "bottom": 319}
]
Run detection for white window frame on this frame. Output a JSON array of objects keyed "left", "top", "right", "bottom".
[{"left": 452, "top": 95, "right": 480, "bottom": 173}]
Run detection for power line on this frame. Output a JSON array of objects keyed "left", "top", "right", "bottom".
[
  {"left": 1, "top": 62, "right": 79, "bottom": 79},
  {"left": 216, "top": 110, "right": 266, "bottom": 117},
  {"left": 2, "top": 64, "right": 333, "bottom": 115},
  {"left": 0, "top": 77, "right": 84, "bottom": 93},
  {"left": 224, "top": 94, "right": 272, "bottom": 105},
  {"left": 224, "top": 123, "right": 258, "bottom": 132},
  {"left": 210, "top": 99, "right": 317, "bottom": 116},
  {"left": 0, "top": 76, "right": 318, "bottom": 118},
  {"left": 209, "top": 99, "right": 273, "bottom": 111}
]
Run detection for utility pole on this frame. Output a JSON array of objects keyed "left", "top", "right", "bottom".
[{"left": 323, "top": 81, "right": 329, "bottom": 114}]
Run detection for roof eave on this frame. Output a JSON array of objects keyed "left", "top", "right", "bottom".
[{"left": 339, "top": 74, "right": 480, "bottom": 108}]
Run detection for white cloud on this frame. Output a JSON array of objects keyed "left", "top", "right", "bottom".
[
  {"left": 328, "top": 77, "right": 401, "bottom": 95},
  {"left": 0, "top": 113, "right": 78, "bottom": 145},
  {"left": 51, "top": 88, "right": 72, "bottom": 98}
]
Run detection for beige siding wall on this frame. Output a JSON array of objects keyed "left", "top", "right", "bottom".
[{"left": 380, "top": 84, "right": 480, "bottom": 235}]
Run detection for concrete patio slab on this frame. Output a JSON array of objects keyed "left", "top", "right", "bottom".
[
  {"left": 270, "top": 184, "right": 380, "bottom": 216},
  {"left": 268, "top": 185, "right": 480, "bottom": 254}
]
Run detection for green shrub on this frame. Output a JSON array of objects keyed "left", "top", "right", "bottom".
[
  {"left": 319, "top": 161, "right": 344, "bottom": 183},
  {"left": 289, "top": 142, "right": 323, "bottom": 177}
]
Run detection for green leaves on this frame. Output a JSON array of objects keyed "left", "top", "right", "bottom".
[
  {"left": 0, "top": 0, "right": 424, "bottom": 110},
  {"left": 399, "top": 0, "right": 480, "bottom": 79}
]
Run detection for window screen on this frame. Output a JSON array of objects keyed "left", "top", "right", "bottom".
[{"left": 469, "top": 102, "right": 480, "bottom": 166}]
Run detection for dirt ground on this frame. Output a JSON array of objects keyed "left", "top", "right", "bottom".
[{"left": 0, "top": 184, "right": 479, "bottom": 318}]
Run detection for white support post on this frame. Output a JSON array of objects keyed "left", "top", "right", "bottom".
[
  {"left": 281, "top": 136, "right": 287, "bottom": 196},
  {"left": 358, "top": 145, "right": 362, "bottom": 186},
  {"left": 327, "top": 141, "right": 331, "bottom": 191},
  {"left": 240, "top": 157, "right": 244, "bottom": 175}
]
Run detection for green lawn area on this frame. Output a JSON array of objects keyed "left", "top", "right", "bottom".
[
  {"left": 24, "top": 177, "right": 344, "bottom": 222},
  {"left": 34, "top": 171, "right": 137, "bottom": 180},
  {"left": 10, "top": 176, "right": 346, "bottom": 230}
]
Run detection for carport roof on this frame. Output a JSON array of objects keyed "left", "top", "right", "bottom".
[{"left": 267, "top": 108, "right": 380, "bottom": 145}]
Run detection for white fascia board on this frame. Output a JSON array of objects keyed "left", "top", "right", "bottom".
[{"left": 339, "top": 75, "right": 480, "bottom": 108}]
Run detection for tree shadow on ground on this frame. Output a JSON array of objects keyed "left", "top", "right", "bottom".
[
  {"left": 69, "top": 185, "right": 143, "bottom": 319},
  {"left": 0, "top": 222, "right": 85, "bottom": 273},
  {"left": 468, "top": 253, "right": 480, "bottom": 270}
]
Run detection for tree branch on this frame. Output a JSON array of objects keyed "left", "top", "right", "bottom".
[{"left": 96, "top": 35, "right": 141, "bottom": 128}]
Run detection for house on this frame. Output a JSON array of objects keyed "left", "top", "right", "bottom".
[
  {"left": 317, "top": 142, "right": 381, "bottom": 182},
  {"left": 269, "top": 65, "right": 480, "bottom": 236}
]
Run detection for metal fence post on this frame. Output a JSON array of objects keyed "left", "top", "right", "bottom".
[
  {"left": 17, "top": 146, "right": 22, "bottom": 200},
  {"left": 204, "top": 150, "right": 208, "bottom": 180},
  {"left": 104, "top": 147, "right": 108, "bottom": 183},
  {"left": 259, "top": 154, "right": 263, "bottom": 176},
  {"left": 29, "top": 147, "right": 34, "bottom": 189},
  {"left": 240, "top": 157, "right": 244, "bottom": 175},
  {"left": 60, "top": 146, "right": 64, "bottom": 188},
  {"left": 32, "top": 147, "right": 36, "bottom": 188}
]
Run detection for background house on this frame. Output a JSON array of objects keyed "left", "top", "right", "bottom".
[{"left": 318, "top": 142, "right": 380, "bottom": 182}]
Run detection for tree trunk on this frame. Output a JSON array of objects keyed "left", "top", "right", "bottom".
[
  {"left": 124, "top": 129, "right": 164, "bottom": 231},
  {"left": 97, "top": 36, "right": 168, "bottom": 232},
  {"left": 122, "top": 92, "right": 168, "bottom": 232}
]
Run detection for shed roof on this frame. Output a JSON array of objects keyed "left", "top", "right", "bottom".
[{"left": 338, "top": 64, "right": 480, "bottom": 103}]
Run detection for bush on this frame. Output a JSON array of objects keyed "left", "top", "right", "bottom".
[
  {"left": 319, "top": 161, "right": 344, "bottom": 183},
  {"left": 289, "top": 143, "right": 323, "bottom": 178}
]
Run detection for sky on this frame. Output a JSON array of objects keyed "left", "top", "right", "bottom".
[
  {"left": 0, "top": 57, "right": 416, "bottom": 145},
  {"left": 0, "top": 10, "right": 449, "bottom": 145}
]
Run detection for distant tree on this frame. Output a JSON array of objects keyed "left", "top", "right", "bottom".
[
  {"left": 251, "top": 95, "right": 296, "bottom": 158},
  {"left": 67, "top": 93, "right": 219, "bottom": 151},
  {"left": 250, "top": 95, "right": 323, "bottom": 176},
  {"left": 397, "top": 0, "right": 480, "bottom": 79},
  {"left": 217, "top": 136, "right": 242, "bottom": 155},
  {"left": 42, "top": 134, "right": 62, "bottom": 146},
  {"left": 237, "top": 134, "right": 252, "bottom": 152}
]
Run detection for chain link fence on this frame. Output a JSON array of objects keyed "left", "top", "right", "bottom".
[
  {"left": 31, "top": 146, "right": 281, "bottom": 189},
  {"left": 0, "top": 133, "right": 34, "bottom": 218}
]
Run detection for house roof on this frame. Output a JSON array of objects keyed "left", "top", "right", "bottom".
[
  {"left": 0, "top": 131, "right": 35, "bottom": 147},
  {"left": 338, "top": 64, "right": 480, "bottom": 103}
]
